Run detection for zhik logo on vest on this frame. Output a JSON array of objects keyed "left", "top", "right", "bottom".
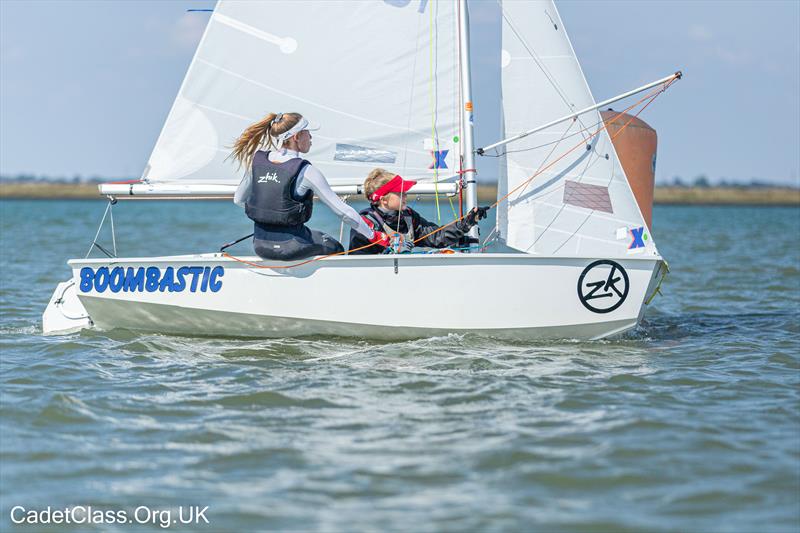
[{"left": 257, "top": 172, "right": 280, "bottom": 184}]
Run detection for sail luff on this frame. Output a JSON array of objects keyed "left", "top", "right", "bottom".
[{"left": 141, "top": 3, "right": 219, "bottom": 183}]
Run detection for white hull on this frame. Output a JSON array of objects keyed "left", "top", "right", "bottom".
[{"left": 45, "top": 253, "right": 663, "bottom": 340}]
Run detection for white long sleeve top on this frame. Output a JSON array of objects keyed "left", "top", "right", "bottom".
[{"left": 233, "top": 148, "right": 373, "bottom": 239}]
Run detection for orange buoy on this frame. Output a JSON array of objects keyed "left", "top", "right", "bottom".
[{"left": 601, "top": 110, "right": 657, "bottom": 228}]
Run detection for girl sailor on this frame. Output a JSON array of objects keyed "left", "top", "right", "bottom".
[{"left": 231, "top": 112, "right": 389, "bottom": 260}]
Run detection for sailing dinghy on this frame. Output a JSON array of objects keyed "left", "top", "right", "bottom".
[{"left": 43, "top": 0, "right": 680, "bottom": 340}]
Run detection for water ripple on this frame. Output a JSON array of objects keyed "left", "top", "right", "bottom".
[{"left": 1, "top": 202, "right": 799, "bottom": 531}]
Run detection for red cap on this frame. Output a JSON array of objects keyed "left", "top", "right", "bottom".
[{"left": 369, "top": 175, "right": 417, "bottom": 203}]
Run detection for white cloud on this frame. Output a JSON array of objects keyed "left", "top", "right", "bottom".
[
  {"left": 688, "top": 24, "right": 712, "bottom": 42},
  {"left": 170, "top": 13, "right": 207, "bottom": 51},
  {"left": 711, "top": 45, "right": 753, "bottom": 67},
  {"left": 687, "top": 23, "right": 754, "bottom": 68}
]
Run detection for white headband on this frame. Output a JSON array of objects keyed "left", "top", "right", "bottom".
[{"left": 274, "top": 117, "right": 319, "bottom": 142}]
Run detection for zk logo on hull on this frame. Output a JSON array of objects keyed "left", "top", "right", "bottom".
[{"left": 577, "top": 260, "right": 629, "bottom": 314}]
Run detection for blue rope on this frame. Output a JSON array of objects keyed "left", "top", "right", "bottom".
[{"left": 404, "top": 244, "right": 485, "bottom": 255}]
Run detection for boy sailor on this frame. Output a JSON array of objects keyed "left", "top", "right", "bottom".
[{"left": 348, "top": 168, "right": 488, "bottom": 255}]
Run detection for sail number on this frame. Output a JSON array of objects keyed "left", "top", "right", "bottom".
[{"left": 79, "top": 266, "right": 224, "bottom": 294}]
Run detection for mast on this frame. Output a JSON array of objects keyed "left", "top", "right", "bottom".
[{"left": 457, "top": 0, "right": 478, "bottom": 239}]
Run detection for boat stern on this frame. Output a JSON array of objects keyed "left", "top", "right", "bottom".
[{"left": 42, "top": 280, "right": 93, "bottom": 335}]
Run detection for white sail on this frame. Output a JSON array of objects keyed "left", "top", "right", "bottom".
[
  {"left": 143, "top": 0, "right": 461, "bottom": 188},
  {"left": 494, "top": 0, "right": 657, "bottom": 259}
]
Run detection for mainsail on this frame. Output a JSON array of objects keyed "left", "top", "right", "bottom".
[
  {"left": 494, "top": 0, "right": 657, "bottom": 258},
  {"left": 144, "top": 0, "right": 460, "bottom": 188}
]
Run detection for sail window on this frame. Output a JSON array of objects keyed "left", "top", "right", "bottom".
[
  {"left": 333, "top": 144, "right": 397, "bottom": 164},
  {"left": 562, "top": 180, "right": 613, "bottom": 214}
]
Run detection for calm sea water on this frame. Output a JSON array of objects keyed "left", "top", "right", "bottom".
[{"left": 1, "top": 199, "right": 798, "bottom": 532}]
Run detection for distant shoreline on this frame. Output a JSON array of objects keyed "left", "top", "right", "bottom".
[{"left": 1, "top": 182, "right": 798, "bottom": 205}]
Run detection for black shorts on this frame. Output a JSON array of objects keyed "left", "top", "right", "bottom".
[{"left": 253, "top": 223, "right": 344, "bottom": 261}]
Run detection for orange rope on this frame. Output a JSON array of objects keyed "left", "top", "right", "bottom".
[
  {"left": 222, "top": 75, "right": 678, "bottom": 269},
  {"left": 221, "top": 239, "right": 379, "bottom": 269},
  {"left": 408, "top": 76, "right": 678, "bottom": 246}
]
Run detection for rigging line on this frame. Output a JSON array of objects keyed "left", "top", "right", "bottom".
[
  {"left": 507, "top": 119, "right": 591, "bottom": 254},
  {"left": 221, "top": 236, "right": 380, "bottom": 270},
  {"left": 221, "top": 80, "right": 676, "bottom": 269},
  {"left": 501, "top": 82, "right": 667, "bottom": 207},
  {"left": 508, "top": 117, "right": 577, "bottom": 206},
  {"left": 434, "top": 12, "right": 459, "bottom": 222},
  {"left": 429, "top": 0, "right": 442, "bottom": 223},
  {"left": 481, "top": 226, "right": 498, "bottom": 247},
  {"left": 499, "top": 5, "right": 576, "bottom": 114},
  {"left": 196, "top": 59, "right": 410, "bottom": 133},
  {"left": 497, "top": 0, "right": 591, "bottom": 133},
  {"left": 443, "top": 4, "right": 459, "bottom": 224},
  {"left": 408, "top": 81, "right": 671, "bottom": 247},
  {"left": 85, "top": 201, "right": 111, "bottom": 258},
  {"left": 549, "top": 83, "right": 671, "bottom": 254},
  {"left": 401, "top": 7, "right": 424, "bottom": 175},
  {"left": 109, "top": 200, "right": 117, "bottom": 257},
  {"left": 481, "top": 113, "right": 608, "bottom": 157},
  {"left": 513, "top": 83, "right": 670, "bottom": 213},
  {"left": 478, "top": 231, "right": 499, "bottom": 253},
  {"left": 91, "top": 242, "right": 116, "bottom": 259},
  {"left": 435, "top": 2, "right": 456, "bottom": 221},
  {"left": 456, "top": 0, "right": 465, "bottom": 219},
  {"left": 535, "top": 125, "right": 604, "bottom": 255}
]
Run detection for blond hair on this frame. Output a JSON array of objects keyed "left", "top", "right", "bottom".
[
  {"left": 230, "top": 112, "right": 303, "bottom": 169},
  {"left": 364, "top": 168, "right": 396, "bottom": 202}
]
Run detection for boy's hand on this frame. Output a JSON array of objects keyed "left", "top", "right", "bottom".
[
  {"left": 381, "top": 232, "right": 414, "bottom": 254},
  {"left": 460, "top": 206, "right": 490, "bottom": 230},
  {"left": 465, "top": 206, "right": 489, "bottom": 225}
]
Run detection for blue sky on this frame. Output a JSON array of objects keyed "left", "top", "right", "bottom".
[{"left": 1, "top": 0, "right": 798, "bottom": 185}]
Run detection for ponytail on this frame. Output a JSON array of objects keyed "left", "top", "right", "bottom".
[{"left": 230, "top": 112, "right": 303, "bottom": 169}]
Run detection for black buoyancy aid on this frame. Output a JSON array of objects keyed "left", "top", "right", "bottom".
[
  {"left": 245, "top": 150, "right": 313, "bottom": 227},
  {"left": 364, "top": 207, "right": 414, "bottom": 241}
]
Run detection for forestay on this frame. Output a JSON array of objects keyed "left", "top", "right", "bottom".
[
  {"left": 144, "top": 0, "right": 460, "bottom": 188},
  {"left": 494, "top": 0, "right": 657, "bottom": 259}
]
